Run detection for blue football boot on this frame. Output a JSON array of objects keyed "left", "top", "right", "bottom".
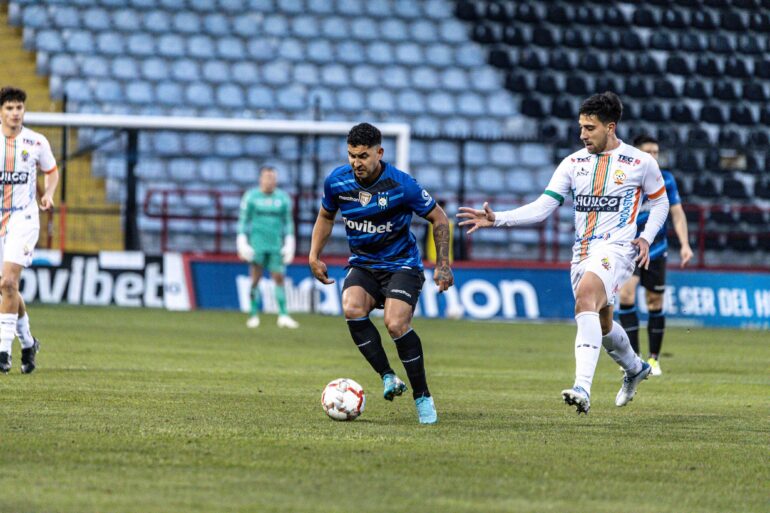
[
  {"left": 382, "top": 373, "right": 407, "bottom": 401},
  {"left": 415, "top": 395, "right": 438, "bottom": 424}
]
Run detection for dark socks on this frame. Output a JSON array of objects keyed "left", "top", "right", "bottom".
[
  {"left": 618, "top": 304, "right": 640, "bottom": 355},
  {"left": 648, "top": 309, "right": 665, "bottom": 358},
  {"left": 394, "top": 329, "right": 430, "bottom": 399},
  {"left": 347, "top": 317, "right": 393, "bottom": 377}
]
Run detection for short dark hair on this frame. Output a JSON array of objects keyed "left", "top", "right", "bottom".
[
  {"left": 0, "top": 86, "right": 27, "bottom": 106},
  {"left": 632, "top": 134, "right": 659, "bottom": 147},
  {"left": 579, "top": 91, "right": 623, "bottom": 125},
  {"left": 347, "top": 123, "right": 381, "bottom": 147}
]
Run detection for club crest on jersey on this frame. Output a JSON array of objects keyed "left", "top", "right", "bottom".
[
  {"left": 359, "top": 191, "right": 372, "bottom": 206},
  {"left": 21, "top": 150, "right": 29, "bottom": 162},
  {"left": 613, "top": 169, "right": 626, "bottom": 184},
  {"left": 377, "top": 193, "right": 388, "bottom": 209},
  {"left": 601, "top": 257, "right": 611, "bottom": 271}
]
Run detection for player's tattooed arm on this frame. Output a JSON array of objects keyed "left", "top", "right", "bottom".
[{"left": 426, "top": 206, "right": 454, "bottom": 292}]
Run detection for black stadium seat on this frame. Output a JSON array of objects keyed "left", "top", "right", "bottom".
[
  {"left": 505, "top": 72, "right": 530, "bottom": 93},
  {"left": 738, "top": 35, "right": 763, "bottom": 55},
  {"left": 562, "top": 28, "right": 587, "bottom": 48},
  {"left": 591, "top": 31, "right": 619, "bottom": 49},
  {"left": 603, "top": 7, "right": 628, "bottom": 26},
  {"left": 609, "top": 54, "right": 633, "bottom": 74},
  {"left": 453, "top": 0, "right": 479, "bottom": 21},
  {"left": 687, "top": 127, "right": 712, "bottom": 147},
  {"left": 532, "top": 27, "right": 558, "bottom": 47},
  {"left": 679, "top": 33, "right": 706, "bottom": 52},
  {"left": 722, "top": 178, "right": 749, "bottom": 200},
  {"left": 548, "top": 50, "right": 573, "bottom": 71},
  {"left": 691, "top": 10, "right": 717, "bottom": 30},
  {"left": 579, "top": 53, "right": 604, "bottom": 72},
  {"left": 742, "top": 82, "right": 768, "bottom": 103},
  {"left": 650, "top": 32, "right": 675, "bottom": 50},
  {"left": 625, "top": 77, "right": 651, "bottom": 98},
  {"left": 472, "top": 24, "right": 498, "bottom": 44},
  {"left": 551, "top": 97, "right": 574, "bottom": 120},
  {"left": 574, "top": 5, "right": 599, "bottom": 25},
  {"left": 714, "top": 81, "right": 739, "bottom": 102},
  {"left": 758, "top": 105, "right": 770, "bottom": 125},
  {"left": 696, "top": 56, "right": 721, "bottom": 77},
  {"left": 670, "top": 104, "right": 695, "bottom": 123},
  {"left": 546, "top": 4, "right": 571, "bottom": 25},
  {"left": 684, "top": 79, "right": 709, "bottom": 99},
  {"left": 633, "top": 7, "right": 658, "bottom": 27},
  {"left": 654, "top": 78, "right": 678, "bottom": 98},
  {"left": 620, "top": 31, "right": 644, "bottom": 50},
  {"left": 594, "top": 77, "right": 620, "bottom": 95},
  {"left": 692, "top": 176, "right": 719, "bottom": 198},
  {"left": 749, "top": 12, "right": 770, "bottom": 32},
  {"left": 700, "top": 104, "right": 726, "bottom": 124},
  {"left": 666, "top": 55, "right": 692, "bottom": 76},
  {"left": 757, "top": 58, "right": 770, "bottom": 79},
  {"left": 487, "top": 48, "right": 511, "bottom": 68},
  {"left": 519, "top": 49, "right": 543, "bottom": 70},
  {"left": 662, "top": 9, "right": 687, "bottom": 29},
  {"left": 756, "top": 180, "right": 770, "bottom": 200},
  {"left": 637, "top": 55, "right": 662, "bottom": 75},
  {"left": 721, "top": 10, "right": 748, "bottom": 31},
  {"left": 486, "top": 1, "right": 513, "bottom": 22},
  {"left": 724, "top": 57, "right": 750, "bottom": 79},
  {"left": 641, "top": 104, "right": 666, "bottom": 122},
  {"left": 729, "top": 104, "right": 757, "bottom": 126},
  {"left": 536, "top": 75, "right": 560, "bottom": 95},
  {"left": 521, "top": 97, "right": 545, "bottom": 118},
  {"left": 748, "top": 129, "right": 770, "bottom": 147},
  {"left": 502, "top": 26, "right": 528, "bottom": 46},
  {"left": 709, "top": 34, "right": 734, "bottom": 53},
  {"left": 565, "top": 75, "right": 588, "bottom": 95},
  {"left": 718, "top": 129, "right": 743, "bottom": 148},
  {"left": 657, "top": 126, "right": 681, "bottom": 145},
  {"left": 515, "top": 3, "right": 541, "bottom": 23},
  {"left": 739, "top": 208, "right": 767, "bottom": 226}
]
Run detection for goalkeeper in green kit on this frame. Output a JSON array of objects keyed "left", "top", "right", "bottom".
[{"left": 236, "top": 166, "right": 299, "bottom": 329}]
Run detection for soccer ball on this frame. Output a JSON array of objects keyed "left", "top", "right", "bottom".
[{"left": 322, "top": 378, "right": 366, "bottom": 421}]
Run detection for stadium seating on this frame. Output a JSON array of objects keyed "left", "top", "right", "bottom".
[{"left": 7, "top": 0, "right": 769, "bottom": 260}]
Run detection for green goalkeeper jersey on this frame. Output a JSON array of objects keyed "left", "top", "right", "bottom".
[{"left": 237, "top": 187, "right": 294, "bottom": 252}]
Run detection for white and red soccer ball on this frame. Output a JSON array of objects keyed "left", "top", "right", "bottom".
[{"left": 322, "top": 378, "right": 365, "bottom": 421}]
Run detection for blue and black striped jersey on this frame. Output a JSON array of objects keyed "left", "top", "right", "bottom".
[
  {"left": 322, "top": 161, "right": 436, "bottom": 272},
  {"left": 636, "top": 169, "right": 681, "bottom": 260}
]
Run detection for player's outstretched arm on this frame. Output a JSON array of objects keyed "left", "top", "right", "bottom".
[
  {"left": 456, "top": 202, "right": 495, "bottom": 234},
  {"left": 40, "top": 168, "right": 59, "bottom": 210},
  {"left": 309, "top": 207, "right": 336, "bottom": 284},
  {"left": 425, "top": 206, "right": 454, "bottom": 292}
]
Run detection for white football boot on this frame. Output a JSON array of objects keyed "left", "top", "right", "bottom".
[
  {"left": 276, "top": 315, "right": 299, "bottom": 329},
  {"left": 616, "top": 361, "right": 652, "bottom": 407},
  {"left": 246, "top": 315, "right": 260, "bottom": 328}
]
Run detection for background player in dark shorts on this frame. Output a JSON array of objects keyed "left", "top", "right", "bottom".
[
  {"left": 618, "top": 135, "right": 693, "bottom": 376},
  {"left": 309, "top": 123, "right": 453, "bottom": 424}
]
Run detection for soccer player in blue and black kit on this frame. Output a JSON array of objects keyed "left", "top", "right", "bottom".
[
  {"left": 309, "top": 123, "right": 454, "bottom": 424},
  {"left": 618, "top": 135, "right": 693, "bottom": 376}
]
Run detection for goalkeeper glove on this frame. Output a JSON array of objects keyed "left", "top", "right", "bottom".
[
  {"left": 236, "top": 234, "right": 255, "bottom": 262},
  {"left": 281, "top": 234, "right": 296, "bottom": 265}
]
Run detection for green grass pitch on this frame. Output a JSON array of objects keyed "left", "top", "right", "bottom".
[{"left": 0, "top": 305, "right": 767, "bottom": 513}]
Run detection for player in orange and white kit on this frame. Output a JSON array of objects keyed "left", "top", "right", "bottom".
[
  {"left": 0, "top": 87, "right": 59, "bottom": 374},
  {"left": 458, "top": 92, "right": 669, "bottom": 414}
]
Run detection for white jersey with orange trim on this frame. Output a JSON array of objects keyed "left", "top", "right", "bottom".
[
  {"left": 0, "top": 126, "right": 57, "bottom": 213},
  {"left": 544, "top": 140, "right": 666, "bottom": 264}
]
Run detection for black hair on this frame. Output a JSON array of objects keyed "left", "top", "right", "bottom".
[
  {"left": 0, "top": 86, "right": 27, "bottom": 106},
  {"left": 632, "top": 134, "right": 659, "bottom": 147},
  {"left": 579, "top": 91, "right": 623, "bottom": 125},
  {"left": 347, "top": 123, "right": 381, "bottom": 147}
]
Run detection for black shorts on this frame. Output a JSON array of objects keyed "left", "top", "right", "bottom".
[
  {"left": 342, "top": 266, "right": 425, "bottom": 309},
  {"left": 633, "top": 255, "right": 667, "bottom": 293}
]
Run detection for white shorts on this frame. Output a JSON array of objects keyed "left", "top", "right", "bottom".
[
  {"left": 0, "top": 204, "right": 40, "bottom": 268},
  {"left": 570, "top": 246, "right": 636, "bottom": 307}
]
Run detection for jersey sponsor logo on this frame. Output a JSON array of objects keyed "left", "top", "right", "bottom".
[
  {"left": 572, "top": 156, "right": 592, "bottom": 163},
  {"left": 390, "top": 288, "right": 412, "bottom": 298},
  {"left": 338, "top": 195, "right": 358, "bottom": 202},
  {"left": 616, "top": 188, "right": 637, "bottom": 227},
  {"left": 359, "top": 191, "right": 372, "bottom": 206},
  {"left": 0, "top": 171, "right": 30, "bottom": 184},
  {"left": 575, "top": 232, "right": 611, "bottom": 242},
  {"left": 613, "top": 169, "right": 626, "bottom": 184},
  {"left": 421, "top": 189, "right": 432, "bottom": 207},
  {"left": 574, "top": 194, "right": 622, "bottom": 212},
  {"left": 617, "top": 154, "right": 641, "bottom": 166},
  {"left": 23, "top": 138, "right": 35, "bottom": 146},
  {"left": 342, "top": 216, "right": 394, "bottom": 234}
]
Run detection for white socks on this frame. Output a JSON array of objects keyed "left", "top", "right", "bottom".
[
  {"left": 0, "top": 313, "right": 18, "bottom": 354},
  {"left": 574, "top": 311, "right": 602, "bottom": 394},
  {"left": 17, "top": 313, "right": 35, "bottom": 349},
  {"left": 602, "top": 321, "right": 643, "bottom": 376}
]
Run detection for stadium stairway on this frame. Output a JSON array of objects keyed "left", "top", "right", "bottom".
[{"left": 0, "top": 3, "right": 121, "bottom": 253}]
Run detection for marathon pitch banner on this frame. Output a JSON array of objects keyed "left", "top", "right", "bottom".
[
  {"left": 22, "top": 251, "right": 190, "bottom": 309},
  {"left": 186, "top": 258, "right": 770, "bottom": 329}
]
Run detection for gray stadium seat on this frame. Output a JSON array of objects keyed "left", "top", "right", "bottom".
[
  {"left": 189, "top": 35, "right": 216, "bottom": 59},
  {"left": 336, "top": 89, "right": 365, "bottom": 113},
  {"left": 128, "top": 34, "right": 155, "bottom": 56},
  {"left": 202, "top": 61, "right": 230, "bottom": 83},
  {"left": 144, "top": 11, "right": 171, "bottom": 33},
  {"left": 199, "top": 158, "right": 229, "bottom": 183},
  {"left": 67, "top": 30, "right": 95, "bottom": 53},
  {"left": 172, "top": 59, "right": 201, "bottom": 82},
  {"left": 156, "top": 82, "right": 184, "bottom": 106},
  {"left": 204, "top": 13, "right": 231, "bottom": 36},
  {"left": 261, "top": 61, "right": 291, "bottom": 86},
  {"left": 247, "top": 39, "right": 275, "bottom": 62},
  {"left": 174, "top": 12, "right": 201, "bottom": 34},
  {"left": 50, "top": 54, "right": 78, "bottom": 77},
  {"left": 186, "top": 82, "right": 214, "bottom": 106},
  {"left": 217, "top": 84, "right": 245, "bottom": 109},
  {"left": 247, "top": 86, "right": 274, "bottom": 109},
  {"left": 292, "top": 16, "right": 320, "bottom": 39},
  {"left": 218, "top": 37, "right": 246, "bottom": 60},
  {"left": 126, "top": 81, "right": 154, "bottom": 104},
  {"left": 307, "top": 40, "right": 334, "bottom": 63},
  {"left": 158, "top": 34, "right": 185, "bottom": 58}
]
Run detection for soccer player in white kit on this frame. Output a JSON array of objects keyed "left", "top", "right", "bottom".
[
  {"left": 0, "top": 87, "right": 59, "bottom": 374},
  {"left": 458, "top": 92, "right": 669, "bottom": 414}
]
